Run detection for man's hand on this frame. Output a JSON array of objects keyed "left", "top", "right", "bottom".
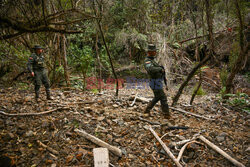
[
  {"left": 165, "top": 86, "right": 169, "bottom": 91},
  {"left": 31, "top": 72, "right": 34, "bottom": 77}
]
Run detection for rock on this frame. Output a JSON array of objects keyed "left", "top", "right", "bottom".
[
  {"left": 42, "top": 121, "right": 50, "bottom": 128},
  {"left": 216, "top": 132, "right": 227, "bottom": 142},
  {"left": 188, "top": 151, "right": 195, "bottom": 158},
  {"left": 177, "top": 135, "right": 186, "bottom": 140},
  {"left": 51, "top": 164, "right": 56, "bottom": 167},
  {"left": 246, "top": 147, "right": 250, "bottom": 152},
  {"left": 25, "top": 130, "right": 34, "bottom": 137},
  {"left": 197, "top": 108, "right": 205, "bottom": 114},
  {"left": 144, "top": 148, "right": 150, "bottom": 154},
  {"left": 128, "top": 154, "right": 136, "bottom": 159},
  {"left": 113, "top": 104, "right": 119, "bottom": 108},
  {"left": 97, "top": 116, "right": 105, "bottom": 121},
  {"left": 168, "top": 132, "right": 175, "bottom": 137},
  {"left": 107, "top": 134, "right": 113, "bottom": 141},
  {"left": 216, "top": 136, "right": 225, "bottom": 142},
  {"left": 7, "top": 132, "right": 14, "bottom": 139}
]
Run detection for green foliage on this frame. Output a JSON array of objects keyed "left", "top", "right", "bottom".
[
  {"left": 229, "top": 41, "right": 240, "bottom": 71},
  {"left": 219, "top": 86, "right": 227, "bottom": 98},
  {"left": 16, "top": 82, "right": 29, "bottom": 90},
  {"left": 218, "top": 91, "right": 249, "bottom": 112},
  {"left": 193, "top": 83, "right": 206, "bottom": 96},
  {"left": 225, "top": 92, "right": 249, "bottom": 109},
  {"left": 195, "top": 84, "right": 206, "bottom": 96},
  {"left": 91, "top": 88, "right": 99, "bottom": 94},
  {"left": 68, "top": 44, "right": 94, "bottom": 75},
  {"left": 219, "top": 67, "right": 228, "bottom": 87},
  {"left": 245, "top": 72, "right": 250, "bottom": 83}
]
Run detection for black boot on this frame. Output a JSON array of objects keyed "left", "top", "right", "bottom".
[
  {"left": 161, "top": 104, "right": 170, "bottom": 119},
  {"left": 35, "top": 91, "right": 40, "bottom": 102},
  {"left": 145, "top": 101, "right": 154, "bottom": 114},
  {"left": 46, "top": 90, "right": 52, "bottom": 100}
]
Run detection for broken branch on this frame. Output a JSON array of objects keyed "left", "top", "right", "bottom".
[
  {"left": 138, "top": 117, "right": 161, "bottom": 125},
  {"left": 129, "top": 93, "right": 138, "bottom": 107},
  {"left": 37, "top": 140, "right": 59, "bottom": 155},
  {"left": 169, "top": 107, "right": 214, "bottom": 120},
  {"left": 74, "top": 129, "right": 122, "bottom": 157},
  {"left": 146, "top": 125, "right": 183, "bottom": 167},
  {"left": 198, "top": 135, "right": 245, "bottom": 167},
  {"left": 0, "top": 108, "right": 65, "bottom": 116},
  {"left": 177, "top": 141, "right": 201, "bottom": 162}
]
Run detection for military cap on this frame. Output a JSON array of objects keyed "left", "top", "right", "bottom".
[
  {"left": 33, "top": 45, "right": 44, "bottom": 49},
  {"left": 147, "top": 44, "right": 157, "bottom": 51}
]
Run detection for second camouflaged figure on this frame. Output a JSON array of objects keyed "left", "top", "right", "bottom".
[
  {"left": 27, "top": 45, "right": 52, "bottom": 101},
  {"left": 144, "top": 44, "right": 170, "bottom": 118}
]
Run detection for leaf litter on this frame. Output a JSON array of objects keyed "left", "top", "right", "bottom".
[{"left": 0, "top": 86, "right": 249, "bottom": 167}]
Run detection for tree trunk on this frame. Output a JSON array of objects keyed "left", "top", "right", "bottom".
[
  {"left": 225, "top": 0, "right": 248, "bottom": 95},
  {"left": 61, "top": 34, "right": 70, "bottom": 86},
  {"left": 190, "top": 72, "right": 202, "bottom": 105},
  {"left": 93, "top": 0, "right": 119, "bottom": 96},
  {"left": 95, "top": 32, "right": 102, "bottom": 92},
  {"left": 171, "top": 0, "right": 214, "bottom": 106},
  {"left": 171, "top": 55, "right": 210, "bottom": 106}
]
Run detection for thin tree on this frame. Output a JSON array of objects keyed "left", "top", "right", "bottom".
[
  {"left": 171, "top": 0, "right": 214, "bottom": 106},
  {"left": 224, "top": 0, "right": 249, "bottom": 95},
  {"left": 93, "top": 0, "right": 119, "bottom": 96}
]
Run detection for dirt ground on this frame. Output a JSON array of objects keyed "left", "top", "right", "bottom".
[{"left": 0, "top": 84, "right": 249, "bottom": 167}]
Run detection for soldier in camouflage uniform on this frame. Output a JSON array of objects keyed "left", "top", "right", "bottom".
[
  {"left": 144, "top": 44, "right": 170, "bottom": 118},
  {"left": 27, "top": 45, "right": 52, "bottom": 101}
]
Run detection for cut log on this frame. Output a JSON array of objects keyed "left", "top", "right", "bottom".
[
  {"left": 169, "top": 107, "right": 214, "bottom": 120},
  {"left": 93, "top": 148, "right": 109, "bottom": 167},
  {"left": 74, "top": 129, "right": 122, "bottom": 157},
  {"left": 198, "top": 135, "right": 245, "bottom": 167},
  {"left": 145, "top": 125, "right": 183, "bottom": 167}
]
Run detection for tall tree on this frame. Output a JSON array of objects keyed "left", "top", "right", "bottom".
[
  {"left": 171, "top": 0, "right": 214, "bottom": 106},
  {"left": 224, "top": 0, "right": 249, "bottom": 95}
]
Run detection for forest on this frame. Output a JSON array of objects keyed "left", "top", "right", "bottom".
[{"left": 0, "top": 0, "right": 249, "bottom": 166}]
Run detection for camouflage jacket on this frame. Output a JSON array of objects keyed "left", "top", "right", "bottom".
[
  {"left": 144, "top": 56, "right": 164, "bottom": 79},
  {"left": 27, "top": 53, "right": 46, "bottom": 72}
]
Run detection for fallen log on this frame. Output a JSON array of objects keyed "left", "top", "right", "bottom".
[
  {"left": 37, "top": 140, "right": 59, "bottom": 155},
  {"left": 198, "top": 135, "right": 245, "bottom": 167},
  {"left": 74, "top": 129, "right": 122, "bottom": 157},
  {"left": 169, "top": 107, "right": 214, "bottom": 120},
  {"left": 145, "top": 125, "right": 183, "bottom": 167},
  {"left": 0, "top": 108, "right": 64, "bottom": 117}
]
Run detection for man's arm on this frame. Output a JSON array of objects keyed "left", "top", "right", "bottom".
[{"left": 27, "top": 56, "right": 34, "bottom": 76}]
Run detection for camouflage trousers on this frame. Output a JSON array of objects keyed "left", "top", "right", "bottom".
[
  {"left": 34, "top": 69, "right": 50, "bottom": 97},
  {"left": 145, "top": 86, "right": 169, "bottom": 114}
]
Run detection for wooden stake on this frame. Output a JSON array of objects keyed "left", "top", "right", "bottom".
[
  {"left": 198, "top": 135, "right": 245, "bottom": 167},
  {"left": 146, "top": 125, "right": 183, "bottom": 167},
  {"left": 93, "top": 148, "right": 109, "bottom": 167},
  {"left": 75, "top": 129, "right": 122, "bottom": 157}
]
